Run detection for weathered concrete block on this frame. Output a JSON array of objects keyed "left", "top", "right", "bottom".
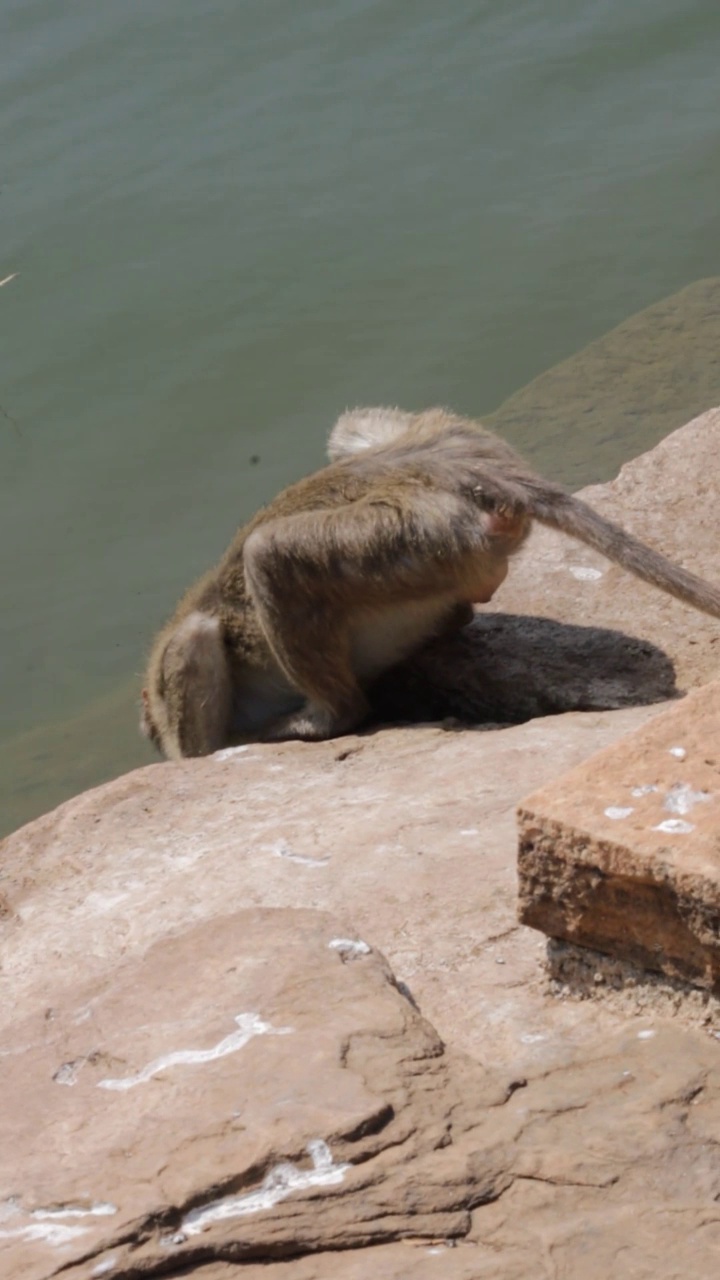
[{"left": 517, "top": 681, "right": 720, "bottom": 989}]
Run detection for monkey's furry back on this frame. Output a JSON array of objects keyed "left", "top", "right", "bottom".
[{"left": 329, "top": 406, "right": 720, "bottom": 621}]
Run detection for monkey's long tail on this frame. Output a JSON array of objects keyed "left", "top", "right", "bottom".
[{"left": 536, "top": 493, "right": 720, "bottom": 620}]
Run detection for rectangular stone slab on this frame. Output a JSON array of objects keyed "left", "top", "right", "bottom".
[{"left": 517, "top": 681, "right": 720, "bottom": 989}]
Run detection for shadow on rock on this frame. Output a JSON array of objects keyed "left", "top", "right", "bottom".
[{"left": 369, "top": 613, "right": 679, "bottom": 728}]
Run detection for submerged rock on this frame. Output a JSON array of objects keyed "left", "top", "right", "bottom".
[{"left": 488, "top": 277, "right": 720, "bottom": 486}]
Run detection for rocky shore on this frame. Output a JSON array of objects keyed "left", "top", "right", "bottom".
[{"left": 2, "top": 408, "right": 720, "bottom": 1279}]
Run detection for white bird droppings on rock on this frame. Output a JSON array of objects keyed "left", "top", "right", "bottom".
[
  {"left": 328, "top": 938, "right": 371, "bottom": 958},
  {"left": 0, "top": 1221, "right": 89, "bottom": 1247},
  {"left": 160, "top": 1232, "right": 187, "bottom": 1248},
  {"left": 53, "top": 1058, "right": 86, "bottom": 1086},
  {"left": 270, "top": 839, "right": 329, "bottom": 867},
  {"left": 98, "top": 1013, "right": 293, "bottom": 1091},
  {"left": 569, "top": 566, "right": 603, "bottom": 581},
  {"left": 0, "top": 1201, "right": 115, "bottom": 1249},
  {"left": 181, "top": 1139, "right": 350, "bottom": 1234},
  {"left": 213, "top": 745, "right": 251, "bottom": 762},
  {"left": 663, "top": 782, "right": 710, "bottom": 816},
  {"left": 91, "top": 1259, "right": 118, "bottom": 1277},
  {"left": 32, "top": 1203, "right": 117, "bottom": 1220}
]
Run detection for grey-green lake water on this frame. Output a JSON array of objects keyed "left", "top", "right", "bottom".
[{"left": 2, "top": 0, "right": 720, "bottom": 836}]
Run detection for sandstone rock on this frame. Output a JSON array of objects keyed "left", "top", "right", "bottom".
[
  {"left": 0, "top": 707, "right": 663, "bottom": 1069},
  {"left": 6, "top": 700, "right": 720, "bottom": 1276},
  {"left": 5, "top": 901, "right": 720, "bottom": 1279},
  {"left": 227, "top": 1022, "right": 720, "bottom": 1278},
  {"left": 0, "top": 908, "right": 513, "bottom": 1280},
  {"left": 518, "top": 680, "right": 720, "bottom": 989}
]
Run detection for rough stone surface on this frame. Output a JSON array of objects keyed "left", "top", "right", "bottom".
[
  {"left": 1, "top": 708, "right": 663, "bottom": 1068},
  {"left": 0, "top": 908, "right": 514, "bottom": 1279},
  {"left": 5, "top": 702, "right": 720, "bottom": 1277},
  {"left": 4, "top": 899, "right": 720, "bottom": 1278},
  {"left": 518, "top": 680, "right": 720, "bottom": 988}
]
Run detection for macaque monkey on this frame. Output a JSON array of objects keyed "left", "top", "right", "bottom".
[{"left": 141, "top": 407, "right": 720, "bottom": 758}]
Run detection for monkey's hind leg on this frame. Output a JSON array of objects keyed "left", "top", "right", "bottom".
[
  {"left": 155, "top": 612, "right": 233, "bottom": 757},
  {"left": 242, "top": 495, "right": 486, "bottom": 742}
]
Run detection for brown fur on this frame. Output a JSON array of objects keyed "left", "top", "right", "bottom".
[{"left": 141, "top": 407, "right": 720, "bottom": 758}]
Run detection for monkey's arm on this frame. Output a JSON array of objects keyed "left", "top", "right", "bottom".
[
  {"left": 243, "top": 510, "right": 372, "bottom": 740},
  {"left": 143, "top": 612, "right": 234, "bottom": 758}
]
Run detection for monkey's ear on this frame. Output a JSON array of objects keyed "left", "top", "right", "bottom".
[{"left": 141, "top": 687, "right": 149, "bottom": 707}]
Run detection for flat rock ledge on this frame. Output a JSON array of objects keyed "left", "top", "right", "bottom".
[{"left": 518, "top": 680, "right": 720, "bottom": 989}]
